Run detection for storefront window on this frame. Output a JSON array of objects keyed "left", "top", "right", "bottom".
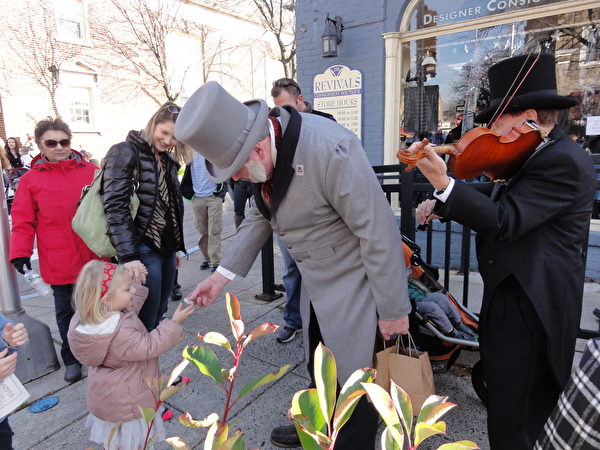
[{"left": 399, "top": 8, "right": 599, "bottom": 153}]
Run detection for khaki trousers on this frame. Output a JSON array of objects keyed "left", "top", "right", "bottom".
[{"left": 191, "top": 195, "right": 223, "bottom": 266}]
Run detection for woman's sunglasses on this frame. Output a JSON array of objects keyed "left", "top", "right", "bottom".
[
  {"left": 164, "top": 104, "right": 181, "bottom": 114},
  {"left": 43, "top": 139, "right": 71, "bottom": 148}
]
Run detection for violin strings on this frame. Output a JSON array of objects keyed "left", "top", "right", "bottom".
[{"left": 489, "top": 53, "right": 540, "bottom": 128}]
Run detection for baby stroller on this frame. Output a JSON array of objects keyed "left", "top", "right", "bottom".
[
  {"left": 402, "top": 235, "right": 487, "bottom": 403},
  {"left": 5, "top": 167, "right": 29, "bottom": 214}
]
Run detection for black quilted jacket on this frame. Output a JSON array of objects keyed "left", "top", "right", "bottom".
[{"left": 101, "top": 130, "right": 184, "bottom": 263}]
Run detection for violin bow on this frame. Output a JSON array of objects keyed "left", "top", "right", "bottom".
[{"left": 488, "top": 52, "right": 541, "bottom": 128}]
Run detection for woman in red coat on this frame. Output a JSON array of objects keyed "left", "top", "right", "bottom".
[{"left": 9, "top": 117, "right": 102, "bottom": 383}]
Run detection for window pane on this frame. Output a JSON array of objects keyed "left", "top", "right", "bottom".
[
  {"left": 67, "top": 87, "right": 91, "bottom": 124},
  {"left": 59, "top": 19, "right": 81, "bottom": 39}
]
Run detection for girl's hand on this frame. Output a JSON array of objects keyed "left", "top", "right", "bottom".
[
  {"left": 172, "top": 303, "right": 195, "bottom": 324},
  {"left": 0, "top": 349, "right": 18, "bottom": 379},
  {"left": 3, "top": 323, "right": 28, "bottom": 348},
  {"left": 176, "top": 253, "right": 182, "bottom": 269},
  {"left": 124, "top": 260, "right": 147, "bottom": 284}
]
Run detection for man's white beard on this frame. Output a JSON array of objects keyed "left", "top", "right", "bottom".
[{"left": 245, "top": 159, "right": 268, "bottom": 183}]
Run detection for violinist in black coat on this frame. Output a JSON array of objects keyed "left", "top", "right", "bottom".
[{"left": 403, "top": 54, "right": 596, "bottom": 449}]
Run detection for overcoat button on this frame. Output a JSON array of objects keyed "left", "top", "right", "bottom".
[{"left": 488, "top": 259, "right": 494, "bottom": 265}]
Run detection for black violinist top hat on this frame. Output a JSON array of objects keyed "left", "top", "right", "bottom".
[{"left": 475, "top": 53, "right": 577, "bottom": 124}]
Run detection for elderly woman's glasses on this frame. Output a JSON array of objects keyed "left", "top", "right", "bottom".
[{"left": 43, "top": 139, "right": 71, "bottom": 148}]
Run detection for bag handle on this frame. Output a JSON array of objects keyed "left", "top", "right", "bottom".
[{"left": 384, "top": 332, "right": 417, "bottom": 357}]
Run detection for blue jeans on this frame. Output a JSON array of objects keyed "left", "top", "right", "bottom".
[
  {"left": 277, "top": 239, "right": 302, "bottom": 330},
  {"left": 138, "top": 244, "right": 177, "bottom": 331},
  {"left": 0, "top": 418, "right": 12, "bottom": 449},
  {"left": 50, "top": 284, "right": 78, "bottom": 366}
]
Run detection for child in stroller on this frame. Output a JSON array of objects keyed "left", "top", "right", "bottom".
[{"left": 407, "top": 276, "right": 478, "bottom": 342}]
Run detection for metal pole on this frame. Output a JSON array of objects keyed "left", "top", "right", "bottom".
[
  {"left": 0, "top": 185, "right": 59, "bottom": 382},
  {"left": 255, "top": 234, "right": 283, "bottom": 302}
]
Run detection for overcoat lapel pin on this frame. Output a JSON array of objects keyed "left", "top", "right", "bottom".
[{"left": 295, "top": 165, "right": 304, "bottom": 176}]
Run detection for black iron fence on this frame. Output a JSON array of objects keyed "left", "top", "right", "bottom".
[{"left": 258, "top": 154, "right": 600, "bottom": 337}]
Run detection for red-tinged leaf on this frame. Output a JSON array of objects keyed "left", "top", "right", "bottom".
[
  {"left": 198, "top": 332, "right": 232, "bottom": 350},
  {"left": 414, "top": 421, "right": 446, "bottom": 447},
  {"left": 362, "top": 383, "right": 403, "bottom": 444},
  {"left": 333, "top": 368, "right": 375, "bottom": 430},
  {"left": 165, "top": 437, "right": 192, "bottom": 449},
  {"left": 390, "top": 382, "right": 413, "bottom": 435},
  {"left": 183, "top": 345, "right": 225, "bottom": 384},
  {"left": 418, "top": 401, "right": 456, "bottom": 426},
  {"left": 295, "top": 423, "right": 330, "bottom": 450},
  {"left": 226, "top": 293, "right": 242, "bottom": 320},
  {"left": 167, "top": 359, "right": 190, "bottom": 387},
  {"left": 416, "top": 395, "right": 449, "bottom": 424},
  {"left": 242, "top": 323, "right": 279, "bottom": 346},
  {"left": 437, "top": 440, "right": 480, "bottom": 449},
  {"left": 178, "top": 411, "right": 219, "bottom": 428},
  {"left": 236, "top": 365, "right": 290, "bottom": 400},
  {"left": 314, "top": 343, "right": 337, "bottom": 423},
  {"left": 160, "top": 384, "right": 185, "bottom": 402},
  {"left": 226, "top": 293, "right": 244, "bottom": 340}
]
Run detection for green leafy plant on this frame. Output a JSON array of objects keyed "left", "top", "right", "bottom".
[
  {"left": 165, "top": 292, "right": 291, "bottom": 449},
  {"left": 363, "top": 381, "right": 479, "bottom": 450},
  {"left": 290, "top": 343, "right": 376, "bottom": 449}
]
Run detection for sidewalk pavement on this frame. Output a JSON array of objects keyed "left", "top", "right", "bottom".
[{"left": 8, "top": 197, "right": 600, "bottom": 449}]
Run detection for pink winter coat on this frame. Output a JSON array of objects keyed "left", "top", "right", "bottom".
[
  {"left": 67, "top": 284, "right": 183, "bottom": 422},
  {"left": 9, "top": 151, "right": 105, "bottom": 285}
]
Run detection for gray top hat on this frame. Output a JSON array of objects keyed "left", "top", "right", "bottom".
[{"left": 174, "top": 81, "right": 269, "bottom": 183}]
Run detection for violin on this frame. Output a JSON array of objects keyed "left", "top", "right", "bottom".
[{"left": 397, "top": 121, "right": 545, "bottom": 181}]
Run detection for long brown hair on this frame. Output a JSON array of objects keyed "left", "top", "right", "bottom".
[
  {"left": 140, "top": 103, "right": 193, "bottom": 164},
  {"left": 0, "top": 140, "right": 10, "bottom": 170}
]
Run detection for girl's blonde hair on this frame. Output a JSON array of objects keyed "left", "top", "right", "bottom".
[
  {"left": 140, "top": 102, "right": 194, "bottom": 164},
  {"left": 73, "top": 260, "right": 128, "bottom": 325}
]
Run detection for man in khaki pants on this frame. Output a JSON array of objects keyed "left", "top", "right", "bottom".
[{"left": 182, "top": 152, "right": 226, "bottom": 271}]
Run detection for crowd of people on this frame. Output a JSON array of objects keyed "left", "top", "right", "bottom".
[{"left": 0, "top": 53, "right": 598, "bottom": 450}]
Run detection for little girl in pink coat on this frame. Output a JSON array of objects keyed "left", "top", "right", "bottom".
[{"left": 68, "top": 261, "right": 194, "bottom": 449}]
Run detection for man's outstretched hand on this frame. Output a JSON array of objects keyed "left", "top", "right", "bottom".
[{"left": 187, "top": 271, "right": 230, "bottom": 307}]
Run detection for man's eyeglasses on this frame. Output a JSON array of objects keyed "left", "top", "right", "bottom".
[
  {"left": 43, "top": 139, "right": 71, "bottom": 148},
  {"left": 272, "top": 78, "right": 301, "bottom": 91}
]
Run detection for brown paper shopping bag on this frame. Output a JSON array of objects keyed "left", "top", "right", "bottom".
[{"left": 374, "top": 334, "right": 435, "bottom": 413}]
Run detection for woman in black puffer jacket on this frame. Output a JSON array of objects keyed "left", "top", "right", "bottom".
[{"left": 102, "top": 103, "right": 193, "bottom": 330}]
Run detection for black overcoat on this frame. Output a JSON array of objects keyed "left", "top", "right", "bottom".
[{"left": 436, "top": 126, "right": 596, "bottom": 386}]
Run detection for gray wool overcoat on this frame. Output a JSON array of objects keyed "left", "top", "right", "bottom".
[{"left": 220, "top": 108, "right": 412, "bottom": 383}]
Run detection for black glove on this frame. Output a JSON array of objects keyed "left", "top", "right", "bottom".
[{"left": 12, "top": 257, "right": 31, "bottom": 274}]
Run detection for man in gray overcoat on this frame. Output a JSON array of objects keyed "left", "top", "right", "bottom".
[{"left": 175, "top": 81, "right": 411, "bottom": 449}]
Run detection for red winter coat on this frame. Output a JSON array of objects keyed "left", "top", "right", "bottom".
[{"left": 9, "top": 152, "right": 104, "bottom": 285}]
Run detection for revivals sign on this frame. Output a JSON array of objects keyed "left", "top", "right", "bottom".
[{"left": 313, "top": 65, "right": 363, "bottom": 139}]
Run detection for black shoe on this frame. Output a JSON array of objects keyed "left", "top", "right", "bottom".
[
  {"left": 276, "top": 326, "right": 299, "bottom": 343},
  {"left": 64, "top": 363, "right": 82, "bottom": 382},
  {"left": 270, "top": 424, "right": 300, "bottom": 448},
  {"left": 594, "top": 308, "right": 600, "bottom": 319},
  {"left": 172, "top": 287, "right": 182, "bottom": 301},
  {"left": 211, "top": 265, "right": 218, "bottom": 272},
  {"left": 200, "top": 261, "right": 210, "bottom": 270}
]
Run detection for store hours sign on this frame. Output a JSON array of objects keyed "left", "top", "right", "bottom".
[{"left": 313, "top": 65, "right": 362, "bottom": 139}]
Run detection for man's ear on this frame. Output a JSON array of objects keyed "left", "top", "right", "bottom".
[{"left": 524, "top": 109, "right": 538, "bottom": 122}]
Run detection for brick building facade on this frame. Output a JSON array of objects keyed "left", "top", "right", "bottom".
[{"left": 295, "top": 0, "right": 599, "bottom": 164}]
